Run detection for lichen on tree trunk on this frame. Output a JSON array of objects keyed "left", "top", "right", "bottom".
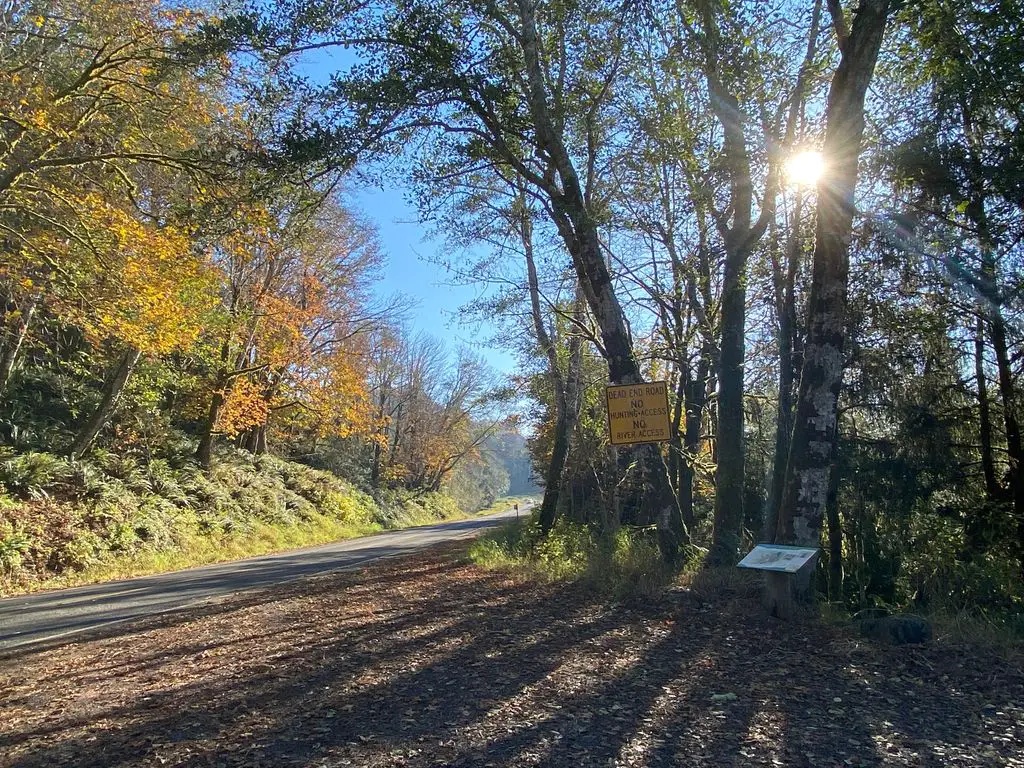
[{"left": 778, "top": 0, "right": 890, "bottom": 575}]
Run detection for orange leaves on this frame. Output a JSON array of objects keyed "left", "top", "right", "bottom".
[
  {"left": 199, "top": 196, "right": 387, "bottom": 449},
  {"left": 302, "top": 349, "right": 377, "bottom": 440},
  {"left": 217, "top": 378, "right": 271, "bottom": 437}
]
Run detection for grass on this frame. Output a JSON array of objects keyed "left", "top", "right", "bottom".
[
  {"left": 0, "top": 448, "right": 525, "bottom": 597},
  {"left": 14, "top": 512, "right": 381, "bottom": 595},
  {"left": 28, "top": 499, "right": 536, "bottom": 595},
  {"left": 469, "top": 516, "right": 676, "bottom": 600},
  {"left": 475, "top": 495, "right": 537, "bottom": 516},
  {"left": 817, "top": 601, "right": 1024, "bottom": 652}
]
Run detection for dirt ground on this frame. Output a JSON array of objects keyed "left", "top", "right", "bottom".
[{"left": 1, "top": 543, "right": 1022, "bottom": 767}]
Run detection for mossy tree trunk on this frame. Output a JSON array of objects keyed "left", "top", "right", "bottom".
[
  {"left": 70, "top": 346, "right": 142, "bottom": 459},
  {"left": 778, "top": 1, "right": 890, "bottom": 584}
]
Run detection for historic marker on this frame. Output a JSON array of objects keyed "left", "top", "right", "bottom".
[
  {"left": 605, "top": 380, "right": 671, "bottom": 445},
  {"left": 737, "top": 544, "right": 819, "bottom": 573}
]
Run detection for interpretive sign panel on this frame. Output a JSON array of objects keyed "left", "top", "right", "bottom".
[
  {"left": 737, "top": 544, "right": 819, "bottom": 573},
  {"left": 605, "top": 381, "right": 671, "bottom": 445}
]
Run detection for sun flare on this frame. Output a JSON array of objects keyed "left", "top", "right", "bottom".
[{"left": 785, "top": 150, "right": 825, "bottom": 187}]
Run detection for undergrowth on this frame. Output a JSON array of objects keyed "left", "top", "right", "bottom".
[
  {"left": 469, "top": 517, "right": 675, "bottom": 599},
  {"left": 471, "top": 517, "right": 1024, "bottom": 650},
  {"left": 0, "top": 447, "right": 486, "bottom": 596}
]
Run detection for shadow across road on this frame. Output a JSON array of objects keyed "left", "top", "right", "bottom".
[
  {"left": 1, "top": 545, "right": 1020, "bottom": 767},
  {"left": 0, "top": 508, "right": 519, "bottom": 650}
]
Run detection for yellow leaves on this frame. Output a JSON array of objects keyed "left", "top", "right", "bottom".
[
  {"left": 28, "top": 110, "right": 50, "bottom": 130},
  {"left": 56, "top": 193, "right": 216, "bottom": 356},
  {"left": 217, "top": 378, "right": 270, "bottom": 437}
]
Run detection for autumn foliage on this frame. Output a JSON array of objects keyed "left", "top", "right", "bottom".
[{"left": 0, "top": 0, "right": 511, "bottom": 509}]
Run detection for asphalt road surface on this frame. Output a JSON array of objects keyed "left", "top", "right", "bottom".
[{"left": 0, "top": 504, "right": 528, "bottom": 651}]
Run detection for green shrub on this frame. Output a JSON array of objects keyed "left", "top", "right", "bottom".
[
  {"left": 589, "top": 528, "right": 673, "bottom": 600},
  {"left": 282, "top": 489, "right": 318, "bottom": 521},
  {"left": 0, "top": 520, "right": 30, "bottom": 573},
  {"left": 92, "top": 450, "right": 148, "bottom": 491},
  {"left": 65, "top": 459, "right": 116, "bottom": 501},
  {"left": 0, "top": 446, "right": 469, "bottom": 595},
  {"left": 146, "top": 459, "right": 190, "bottom": 506},
  {"left": 0, "top": 452, "right": 71, "bottom": 499},
  {"left": 375, "top": 489, "right": 465, "bottom": 529},
  {"left": 59, "top": 529, "right": 106, "bottom": 571},
  {"left": 321, "top": 487, "right": 378, "bottom": 527},
  {"left": 132, "top": 496, "right": 181, "bottom": 549},
  {"left": 470, "top": 519, "right": 677, "bottom": 600},
  {"left": 469, "top": 518, "right": 535, "bottom": 568}
]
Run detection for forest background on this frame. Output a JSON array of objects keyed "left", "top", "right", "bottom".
[{"left": 0, "top": 0, "right": 1021, "bottom": 632}]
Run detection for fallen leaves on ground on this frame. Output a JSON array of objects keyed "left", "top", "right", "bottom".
[{"left": 0, "top": 543, "right": 1021, "bottom": 767}]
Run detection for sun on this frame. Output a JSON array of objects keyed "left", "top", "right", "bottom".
[{"left": 785, "top": 150, "right": 825, "bottom": 187}]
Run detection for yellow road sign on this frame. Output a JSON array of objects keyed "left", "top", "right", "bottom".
[{"left": 605, "top": 381, "right": 671, "bottom": 445}]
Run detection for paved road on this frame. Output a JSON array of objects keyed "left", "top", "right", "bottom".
[{"left": 0, "top": 505, "right": 528, "bottom": 651}]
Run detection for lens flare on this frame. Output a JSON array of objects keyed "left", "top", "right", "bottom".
[{"left": 785, "top": 150, "right": 825, "bottom": 187}]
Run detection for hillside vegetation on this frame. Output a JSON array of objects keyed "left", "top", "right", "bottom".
[
  {"left": 0, "top": 445, "right": 517, "bottom": 595},
  {"left": 0, "top": 0, "right": 542, "bottom": 595}
]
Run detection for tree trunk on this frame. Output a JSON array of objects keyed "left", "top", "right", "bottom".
[
  {"left": 669, "top": 373, "right": 689, "bottom": 527},
  {"left": 241, "top": 424, "right": 268, "bottom": 456},
  {"left": 768, "top": 195, "right": 804, "bottom": 541},
  {"left": 989, "top": 310, "right": 1024, "bottom": 565},
  {"left": 680, "top": 356, "right": 710, "bottom": 531},
  {"left": 826, "top": 431, "right": 843, "bottom": 601},
  {"left": 515, "top": 0, "right": 685, "bottom": 559},
  {"left": 0, "top": 292, "right": 39, "bottom": 395},
  {"left": 966, "top": 186, "right": 1024, "bottom": 572},
  {"left": 521, "top": 194, "right": 572, "bottom": 534},
  {"left": 778, "top": 1, "right": 889, "bottom": 562},
  {"left": 709, "top": 240, "right": 750, "bottom": 564},
  {"left": 966, "top": 314, "right": 999, "bottom": 555},
  {"left": 254, "top": 423, "right": 267, "bottom": 455},
  {"left": 536, "top": 325, "right": 584, "bottom": 533},
  {"left": 196, "top": 379, "right": 227, "bottom": 471},
  {"left": 975, "top": 316, "right": 999, "bottom": 500},
  {"left": 694, "top": 0, "right": 782, "bottom": 565},
  {"left": 70, "top": 346, "right": 142, "bottom": 458},
  {"left": 370, "top": 384, "right": 389, "bottom": 488}
]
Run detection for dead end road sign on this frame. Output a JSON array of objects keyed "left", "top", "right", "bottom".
[{"left": 605, "top": 381, "right": 671, "bottom": 446}]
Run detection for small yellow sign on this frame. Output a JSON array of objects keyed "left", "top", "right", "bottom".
[{"left": 605, "top": 381, "right": 671, "bottom": 445}]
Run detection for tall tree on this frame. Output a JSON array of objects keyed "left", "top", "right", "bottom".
[
  {"left": 888, "top": 0, "right": 1024, "bottom": 568},
  {"left": 777, "top": 0, "right": 890, "bottom": 568},
  {"left": 214, "top": 0, "right": 689, "bottom": 557},
  {"left": 765, "top": 0, "right": 824, "bottom": 540}
]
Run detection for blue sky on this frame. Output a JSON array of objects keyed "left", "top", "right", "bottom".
[
  {"left": 295, "top": 49, "right": 518, "bottom": 379},
  {"left": 350, "top": 184, "right": 518, "bottom": 377}
]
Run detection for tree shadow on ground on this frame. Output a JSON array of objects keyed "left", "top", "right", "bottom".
[{"left": 1, "top": 547, "right": 1021, "bottom": 768}]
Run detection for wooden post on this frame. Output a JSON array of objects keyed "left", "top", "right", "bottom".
[
  {"left": 764, "top": 571, "right": 793, "bottom": 619},
  {"left": 739, "top": 544, "right": 818, "bottom": 620}
]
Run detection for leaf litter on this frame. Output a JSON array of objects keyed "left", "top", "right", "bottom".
[{"left": 0, "top": 542, "right": 1021, "bottom": 767}]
